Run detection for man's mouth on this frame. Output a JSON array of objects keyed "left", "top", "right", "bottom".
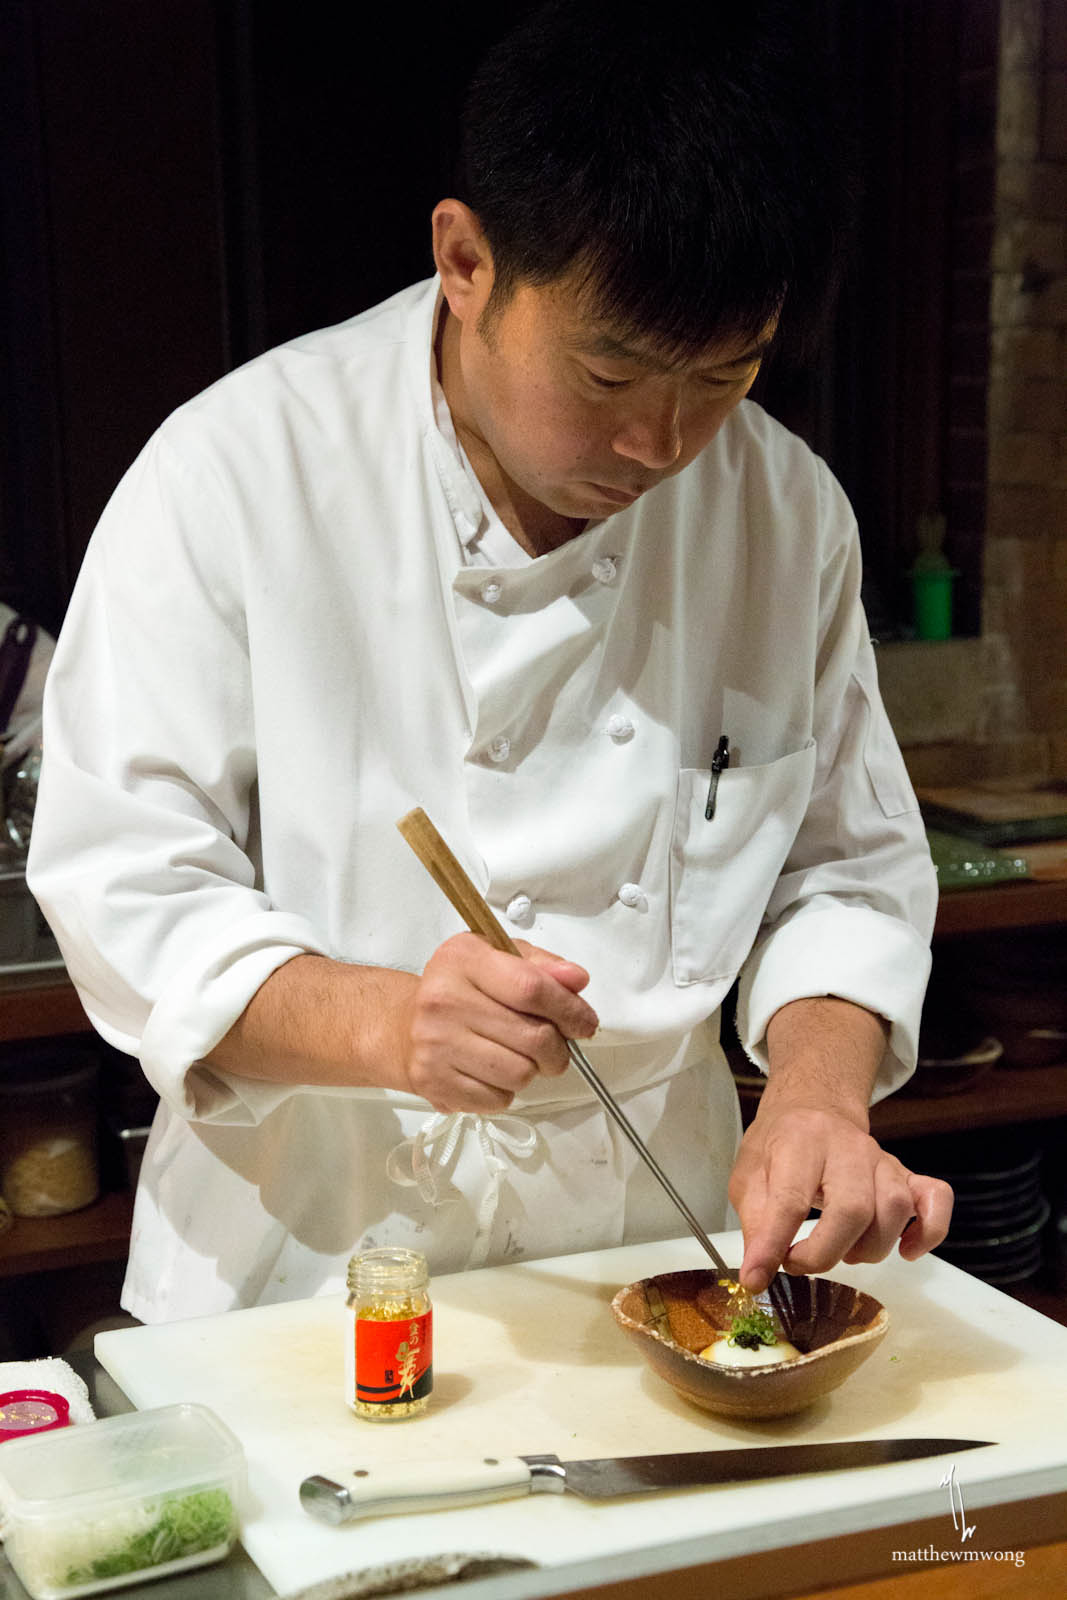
[{"left": 588, "top": 482, "right": 645, "bottom": 506}]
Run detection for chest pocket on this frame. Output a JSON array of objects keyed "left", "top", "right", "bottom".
[{"left": 669, "top": 741, "right": 817, "bottom": 985}]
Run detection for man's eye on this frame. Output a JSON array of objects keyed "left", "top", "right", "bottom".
[
  {"left": 701, "top": 364, "right": 759, "bottom": 391},
  {"left": 587, "top": 371, "right": 632, "bottom": 390}
]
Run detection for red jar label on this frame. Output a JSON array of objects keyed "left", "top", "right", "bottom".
[{"left": 354, "top": 1312, "right": 433, "bottom": 1405}]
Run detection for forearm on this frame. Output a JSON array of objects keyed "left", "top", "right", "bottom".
[
  {"left": 761, "top": 995, "right": 890, "bottom": 1129},
  {"left": 205, "top": 953, "right": 416, "bottom": 1092},
  {"left": 204, "top": 935, "right": 598, "bottom": 1114}
]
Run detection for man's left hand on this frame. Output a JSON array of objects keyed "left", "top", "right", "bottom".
[
  {"left": 730, "top": 1101, "right": 954, "bottom": 1292},
  {"left": 728, "top": 996, "right": 954, "bottom": 1292}
]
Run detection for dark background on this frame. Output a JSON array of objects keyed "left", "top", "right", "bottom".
[{"left": 1, "top": 0, "right": 997, "bottom": 639}]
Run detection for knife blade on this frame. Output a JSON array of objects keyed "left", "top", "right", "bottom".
[{"left": 300, "top": 1438, "right": 994, "bottom": 1524}]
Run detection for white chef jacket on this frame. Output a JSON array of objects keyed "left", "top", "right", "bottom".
[{"left": 27, "top": 278, "right": 936, "bottom": 1322}]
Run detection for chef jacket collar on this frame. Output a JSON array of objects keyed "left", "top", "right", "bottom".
[
  {"left": 402, "top": 278, "right": 487, "bottom": 554},
  {"left": 412, "top": 278, "right": 606, "bottom": 568},
  {"left": 429, "top": 361, "right": 527, "bottom": 570}
]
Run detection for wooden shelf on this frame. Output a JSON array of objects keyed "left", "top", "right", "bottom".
[
  {"left": 0, "top": 1189, "right": 133, "bottom": 1279},
  {"left": 736, "top": 1062, "right": 1067, "bottom": 1140},
  {"left": 871, "top": 1062, "right": 1067, "bottom": 1140},
  {"left": 0, "top": 973, "right": 88, "bottom": 1042},
  {"left": 934, "top": 876, "right": 1067, "bottom": 935}
]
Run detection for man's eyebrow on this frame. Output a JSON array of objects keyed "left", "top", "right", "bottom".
[
  {"left": 567, "top": 330, "right": 774, "bottom": 371},
  {"left": 718, "top": 336, "right": 775, "bottom": 367},
  {"left": 568, "top": 330, "right": 666, "bottom": 366}
]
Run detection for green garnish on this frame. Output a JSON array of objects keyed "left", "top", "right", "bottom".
[
  {"left": 727, "top": 1307, "right": 779, "bottom": 1351},
  {"left": 63, "top": 1488, "right": 235, "bottom": 1584}
]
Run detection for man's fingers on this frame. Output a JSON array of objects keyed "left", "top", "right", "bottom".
[
  {"left": 734, "top": 1153, "right": 824, "bottom": 1292},
  {"left": 407, "top": 933, "right": 598, "bottom": 1107},
  {"left": 518, "top": 942, "right": 591, "bottom": 990},
  {"left": 898, "top": 1173, "right": 955, "bottom": 1259},
  {"left": 732, "top": 1099, "right": 958, "bottom": 1288},
  {"left": 418, "top": 1067, "right": 521, "bottom": 1115},
  {"left": 838, "top": 1155, "right": 919, "bottom": 1265},
  {"left": 842, "top": 1167, "right": 954, "bottom": 1265},
  {"left": 517, "top": 943, "right": 598, "bottom": 1033},
  {"left": 780, "top": 1155, "right": 879, "bottom": 1277},
  {"left": 457, "top": 937, "right": 597, "bottom": 1039},
  {"left": 428, "top": 935, "right": 598, "bottom": 1039},
  {"left": 414, "top": 979, "right": 569, "bottom": 1080}
]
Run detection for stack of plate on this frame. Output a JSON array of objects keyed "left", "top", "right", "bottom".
[
  {"left": 893, "top": 1132, "right": 1049, "bottom": 1288},
  {"left": 936, "top": 1151, "right": 1048, "bottom": 1286}
]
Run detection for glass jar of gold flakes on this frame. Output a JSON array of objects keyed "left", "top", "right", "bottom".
[{"left": 345, "top": 1246, "right": 433, "bottom": 1419}]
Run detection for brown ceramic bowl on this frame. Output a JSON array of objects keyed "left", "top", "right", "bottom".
[
  {"left": 906, "top": 1035, "right": 1003, "bottom": 1096},
  {"left": 611, "top": 1269, "right": 888, "bottom": 1420}
]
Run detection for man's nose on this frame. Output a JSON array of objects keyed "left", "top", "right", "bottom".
[{"left": 611, "top": 398, "right": 683, "bottom": 469}]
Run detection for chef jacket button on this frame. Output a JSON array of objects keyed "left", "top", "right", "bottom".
[
  {"left": 488, "top": 735, "right": 511, "bottom": 763},
  {"left": 591, "top": 555, "right": 618, "bottom": 584},
  {"left": 605, "top": 713, "right": 634, "bottom": 742},
  {"left": 480, "top": 580, "right": 502, "bottom": 605},
  {"left": 617, "top": 882, "right": 647, "bottom": 911},
  {"left": 506, "top": 894, "right": 535, "bottom": 929}
]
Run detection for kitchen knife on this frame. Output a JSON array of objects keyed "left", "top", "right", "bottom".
[{"left": 300, "top": 1438, "right": 994, "bottom": 1524}]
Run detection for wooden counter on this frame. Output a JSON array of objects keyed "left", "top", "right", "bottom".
[{"left": 550, "top": 1505, "right": 1067, "bottom": 1599}]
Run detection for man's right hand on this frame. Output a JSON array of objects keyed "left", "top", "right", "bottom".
[
  {"left": 206, "top": 938, "right": 598, "bottom": 1110},
  {"left": 398, "top": 932, "right": 598, "bottom": 1112}
]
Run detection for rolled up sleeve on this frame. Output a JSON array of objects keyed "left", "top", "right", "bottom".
[
  {"left": 735, "top": 464, "right": 937, "bottom": 1102},
  {"left": 27, "top": 435, "right": 330, "bottom": 1125}
]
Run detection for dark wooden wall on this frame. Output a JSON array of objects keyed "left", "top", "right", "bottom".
[
  {"left": 2, "top": 0, "right": 234, "bottom": 633},
  {"left": 1, "top": 0, "right": 992, "bottom": 639}
]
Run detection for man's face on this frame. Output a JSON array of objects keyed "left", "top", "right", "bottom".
[{"left": 447, "top": 273, "right": 774, "bottom": 527}]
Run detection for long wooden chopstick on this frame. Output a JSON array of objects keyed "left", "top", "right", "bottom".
[{"left": 396, "top": 806, "right": 795, "bottom": 1332}]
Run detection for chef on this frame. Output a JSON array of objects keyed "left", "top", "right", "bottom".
[{"left": 27, "top": 0, "right": 952, "bottom": 1323}]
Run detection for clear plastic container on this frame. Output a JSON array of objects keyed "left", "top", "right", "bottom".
[
  {"left": 0, "top": 1402, "right": 245, "bottom": 1599},
  {"left": 0, "top": 1050, "right": 99, "bottom": 1217}
]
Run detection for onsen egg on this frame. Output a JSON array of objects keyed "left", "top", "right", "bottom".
[{"left": 698, "top": 1336, "right": 802, "bottom": 1366}]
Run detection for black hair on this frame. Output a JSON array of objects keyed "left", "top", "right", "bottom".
[{"left": 457, "top": 0, "right": 857, "bottom": 362}]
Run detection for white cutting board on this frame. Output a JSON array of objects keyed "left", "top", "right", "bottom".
[{"left": 95, "top": 1234, "right": 1067, "bottom": 1598}]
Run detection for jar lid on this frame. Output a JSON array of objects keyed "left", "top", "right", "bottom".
[{"left": 0, "top": 1390, "right": 72, "bottom": 1440}]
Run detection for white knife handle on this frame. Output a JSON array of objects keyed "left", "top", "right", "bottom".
[{"left": 300, "top": 1455, "right": 565, "bottom": 1524}]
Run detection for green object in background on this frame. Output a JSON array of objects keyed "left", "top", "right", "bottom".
[
  {"left": 910, "top": 512, "right": 958, "bottom": 640},
  {"left": 913, "top": 568, "right": 956, "bottom": 639},
  {"left": 926, "top": 827, "right": 1031, "bottom": 889}
]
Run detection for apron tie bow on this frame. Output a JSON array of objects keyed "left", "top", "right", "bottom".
[{"left": 386, "top": 1111, "right": 539, "bottom": 1269}]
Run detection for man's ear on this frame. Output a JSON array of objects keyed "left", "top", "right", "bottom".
[{"left": 431, "top": 199, "right": 495, "bottom": 323}]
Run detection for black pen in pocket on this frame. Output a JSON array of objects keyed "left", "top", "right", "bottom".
[{"left": 704, "top": 735, "right": 730, "bottom": 820}]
